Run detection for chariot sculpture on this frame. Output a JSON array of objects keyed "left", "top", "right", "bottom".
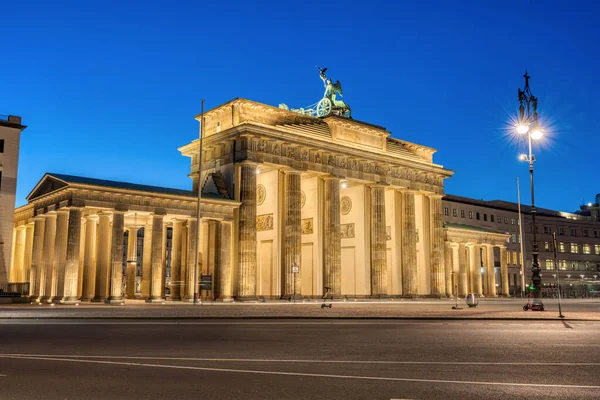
[{"left": 279, "top": 66, "right": 352, "bottom": 118}]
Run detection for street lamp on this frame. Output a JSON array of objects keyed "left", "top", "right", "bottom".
[{"left": 516, "top": 71, "right": 544, "bottom": 310}]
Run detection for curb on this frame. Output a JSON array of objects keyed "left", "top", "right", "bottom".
[{"left": 1, "top": 316, "right": 598, "bottom": 321}]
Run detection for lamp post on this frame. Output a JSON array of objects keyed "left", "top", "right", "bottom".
[{"left": 516, "top": 71, "right": 544, "bottom": 310}]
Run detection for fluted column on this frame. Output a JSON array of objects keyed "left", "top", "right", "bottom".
[
  {"left": 81, "top": 215, "right": 98, "bottom": 301},
  {"left": 125, "top": 226, "right": 139, "bottom": 299},
  {"left": 180, "top": 222, "right": 188, "bottom": 301},
  {"left": 401, "top": 191, "right": 418, "bottom": 296},
  {"left": 283, "top": 171, "right": 302, "bottom": 299},
  {"left": 184, "top": 217, "right": 197, "bottom": 301},
  {"left": 49, "top": 210, "right": 69, "bottom": 302},
  {"left": 170, "top": 220, "right": 183, "bottom": 301},
  {"left": 39, "top": 213, "right": 57, "bottom": 302},
  {"left": 219, "top": 221, "right": 233, "bottom": 301},
  {"left": 28, "top": 216, "right": 45, "bottom": 301},
  {"left": 12, "top": 226, "right": 26, "bottom": 282},
  {"left": 23, "top": 223, "right": 34, "bottom": 284},
  {"left": 61, "top": 207, "right": 83, "bottom": 304},
  {"left": 106, "top": 210, "right": 125, "bottom": 303},
  {"left": 141, "top": 218, "right": 153, "bottom": 299},
  {"left": 500, "top": 246, "right": 509, "bottom": 297},
  {"left": 147, "top": 213, "right": 164, "bottom": 302},
  {"left": 323, "top": 177, "right": 341, "bottom": 295},
  {"left": 9, "top": 229, "right": 16, "bottom": 282},
  {"left": 444, "top": 242, "right": 453, "bottom": 296},
  {"left": 470, "top": 245, "right": 483, "bottom": 296},
  {"left": 238, "top": 162, "right": 257, "bottom": 299},
  {"left": 92, "top": 212, "right": 111, "bottom": 301},
  {"left": 161, "top": 223, "right": 167, "bottom": 299},
  {"left": 429, "top": 195, "right": 446, "bottom": 297},
  {"left": 458, "top": 243, "right": 468, "bottom": 297},
  {"left": 485, "top": 245, "right": 497, "bottom": 297},
  {"left": 370, "top": 185, "right": 387, "bottom": 296}
]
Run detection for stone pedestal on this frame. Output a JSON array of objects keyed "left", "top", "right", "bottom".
[
  {"left": 92, "top": 212, "right": 111, "bottom": 302},
  {"left": 147, "top": 214, "right": 165, "bottom": 303},
  {"left": 401, "top": 191, "right": 418, "bottom": 296},
  {"left": 429, "top": 195, "right": 446, "bottom": 297},
  {"left": 323, "top": 178, "right": 341, "bottom": 295},
  {"left": 81, "top": 215, "right": 98, "bottom": 301},
  {"left": 29, "top": 216, "right": 46, "bottom": 301},
  {"left": 61, "top": 207, "right": 83, "bottom": 304},
  {"left": 370, "top": 185, "right": 387, "bottom": 297},
  {"left": 106, "top": 210, "right": 125, "bottom": 304},
  {"left": 237, "top": 163, "right": 257, "bottom": 299},
  {"left": 283, "top": 171, "right": 302, "bottom": 299}
]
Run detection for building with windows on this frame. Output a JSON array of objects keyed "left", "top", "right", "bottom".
[
  {"left": 0, "top": 115, "right": 26, "bottom": 285},
  {"left": 442, "top": 195, "right": 600, "bottom": 297}
]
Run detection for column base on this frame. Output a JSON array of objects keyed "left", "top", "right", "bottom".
[
  {"left": 37, "top": 296, "right": 50, "bottom": 303},
  {"left": 282, "top": 294, "right": 304, "bottom": 301},
  {"left": 79, "top": 297, "right": 93, "bottom": 302},
  {"left": 105, "top": 297, "right": 125, "bottom": 305},
  {"left": 169, "top": 296, "right": 183, "bottom": 302},
  {"left": 60, "top": 297, "right": 80, "bottom": 305},
  {"left": 235, "top": 296, "right": 259, "bottom": 302},
  {"left": 145, "top": 297, "right": 165, "bottom": 303},
  {"left": 91, "top": 296, "right": 107, "bottom": 302},
  {"left": 216, "top": 296, "right": 234, "bottom": 303}
]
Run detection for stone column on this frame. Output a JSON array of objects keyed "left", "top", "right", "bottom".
[
  {"left": 81, "top": 215, "right": 98, "bottom": 301},
  {"left": 219, "top": 221, "right": 233, "bottom": 301},
  {"left": 125, "top": 226, "right": 139, "bottom": 299},
  {"left": 500, "top": 245, "right": 509, "bottom": 297},
  {"left": 161, "top": 223, "right": 167, "bottom": 298},
  {"left": 237, "top": 162, "right": 257, "bottom": 299},
  {"left": 323, "top": 177, "right": 341, "bottom": 295},
  {"left": 485, "top": 245, "right": 497, "bottom": 297},
  {"left": 49, "top": 210, "right": 69, "bottom": 302},
  {"left": 29, "top": 216, "right": 45, "bottom": 300},
  {"left": 106, "top": 210, "right": 125, "bottom": 303},
  {"left": 92, "top": 212, "right": 111, "bottom": 302},
  {"left": 184, "top": 217, "right": 197, "bottom": 301},
  {"left": 9, "top": 228, "right": 16, "bottom": 282},
  {"left": 141, "top": 218, "right": 153, "bottom": 299},
  {"left": 470, "top": 245, "right": 483, "bottom": 296},
  {"left": 444, "top": 242, "right": 453, "bottom": 296},
  {"left": 283, "top": 171, "right": 302, "bottom": 299},
  {"left": 62, "top": 207, "right": 83, "bottom": 304},
  {"left": 39, "top": 213, "right": 57, "bottom": 302},
  {"left": 147, "top": 214, "right": 164, "bottom": 302},
  {"left": 180, "top": 222, "right": 188, "bottom": 301},
  {"left": 458, "top": 243, "right": 468, "bottom": 297},
  {"left": 12, "top": 226, "right": 26, "bottom": 282},
  {"left": 429, "top": 195, "right": 446, "bottom": 297},
  {"left": 23, "top": 223, "right": 34, "bottom": 285},
  {"left": 401, "top": 191, "right": 418, "bottom": 296},
  {"left": 170, "top": 220, "right": 183, "bottom": 301},
  {"left": 370, "top": 185, "right": 387, "bottom": 297}
]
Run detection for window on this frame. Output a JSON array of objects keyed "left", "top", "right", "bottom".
[
  {"left": 583, "top": 244, "right": 591, "bottom": 254},
  {"left": 511, "top": 218, "right": 515, "bottom": 225},
  {"left": 570, "top": 228, "right": 576, "bottom": 236},
  {"left": 491, "top": 215, "right": 495, "bottom": 222},
  {"left": 506, "top": 251, "right": 510, "bottom": 264},
  {"left": 461, "top": 210, "right": 465, "bottom": 218},
  {"left": 558, "top": 260, "right": 567, "bottom": 270},
  {"left": 570, "top": 243, "right": 579, "bottom": 254},
  {"left": 545, "top": 260, "right": 554, "bottom": 270},
  {"left": 512, "top": 251, "right": 517, "bottom": 264},
  {"left": 0, "top": 171, "right": 2, "bottom": 190},
  {"left": 504, "top": 217, "right": 508, "bottom": 224},
  {"left": 469, "top": 211, "right": 473, "bottom": 219},
  {"left": 583, "top": 229, "right": 589, "bottom": 237},
  {"left": 483, "top": 214, "right": 487, "bottom": 221},
  {"left": 476, "top": 212, "right": 480, "bottom": 220},
  {"left": 452, "top": 209, "right": 457, "bottom": 217},
  {"left": 594, "top": 230, "right": 598, "bottom": 238},
  {"left": 558, "top": 227, "right": 564, "bottom": 236},
  {"left": 595, "top": 244, "right": 600, "bottom": 255},
  {"left": 571, "top": 262, "right": 578, "bottom": 271},
  {"left": 444, "top": 207, "right": 449, "bottom": 216},
  {"left": 0, "top": 139, "right": 4, "bottom": 153},
  {"left": 511, "top": 234, "right": 516, "bottom": 243},
  {"left": 517, "top": 234, "right": 521, "bottom": 244},
  {"left": 559, "top": 242, "right": 566, "bottom": 253},
  {"left": 543, "top": 225, "right": 550, "bottom": 234},
  {"left": 497, "top": 215, "right": 502, "bottom": 223},
  {"left": 544, "top": 242, "right": 549, "bottom": 251}
]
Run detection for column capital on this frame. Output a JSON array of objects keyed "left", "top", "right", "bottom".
[
  {"left": 282, "top": 169, "right": 303, "bottom": 175},
  {"left": 370, "top": 182, "right": 390, "bottom": 188},
  {"left": 85, "top": 214, "right": 99, "bottom": 222},
  {"left": 427, "top": 193, "right": 445, "bottom": 200},
  {"left": 239, "top": 160, "right": 261, "bottom": 167}
]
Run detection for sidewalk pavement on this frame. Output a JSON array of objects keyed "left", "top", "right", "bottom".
[{"left": 1, "top": 298, "right": 599, "bottom": 321}]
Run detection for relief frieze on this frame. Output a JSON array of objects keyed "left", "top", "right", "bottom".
[
  {"left": 256, "top": 214, "right": 274, "bottom": 232},
  {"left": 340, "top": 223, "right": 355, "bottom": 239}
]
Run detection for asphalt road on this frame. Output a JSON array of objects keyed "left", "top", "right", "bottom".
[{"left": 1, "top": 319, "right": 599, "bottom": 399}]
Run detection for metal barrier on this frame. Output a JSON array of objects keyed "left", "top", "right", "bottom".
[{"left": 0, "top": 282, "right": 30, "bottom": 297}]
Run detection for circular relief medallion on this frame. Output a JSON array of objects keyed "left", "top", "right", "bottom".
[
  {"left": 340, "top": 196, "right": 352, "bottom": 215},
  {"left": 257, "top": 184, "right": 266, "bottom": 206},
  {"left": 301, "top": 191, "right": 306, "bottom": 209}
]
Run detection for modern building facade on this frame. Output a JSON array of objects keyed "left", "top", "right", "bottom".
[{"left": 0, "top": 115, "right": 26, "bottom": 285}]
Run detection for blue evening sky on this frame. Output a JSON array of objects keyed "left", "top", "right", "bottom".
[{"left": 2, "top": 0, "right": 599, "bottom": 211}]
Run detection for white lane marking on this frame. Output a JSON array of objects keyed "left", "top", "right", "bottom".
[
  {"left": 1, "top": 354, "right": 599, "bottom": 367},
  {"left": 1, "top": 355, "right": 599, "bottom": 390}
]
